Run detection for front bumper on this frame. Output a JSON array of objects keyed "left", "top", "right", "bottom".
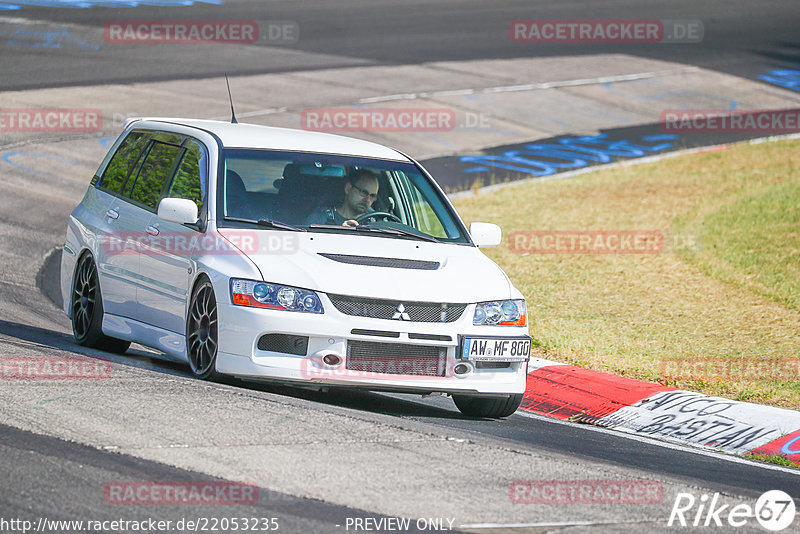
[{"left": 215, "top": 296, "right": 529, "bottom": 396}]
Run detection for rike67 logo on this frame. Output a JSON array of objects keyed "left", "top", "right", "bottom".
[{"left": 668, "top": 490, "right": 796, "bottom": 531}]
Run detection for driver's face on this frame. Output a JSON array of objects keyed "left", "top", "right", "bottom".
[{"left": 345, "top": 177, "right": 379, "bottom": 216}]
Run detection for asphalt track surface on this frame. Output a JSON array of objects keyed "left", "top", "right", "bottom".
[
  {"left": 1, "top": 421, "right": 444, "bottom": 534},
  {"left": 2, "top": 1, "right": 800, "bottom": 532},
  {"left": 0, "top": 0, "right": 798, "bottom": 90}
]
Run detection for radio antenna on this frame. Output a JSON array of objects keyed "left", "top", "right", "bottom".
[{"left": 225, "top": 74, "right": 238, "bottom": 124}]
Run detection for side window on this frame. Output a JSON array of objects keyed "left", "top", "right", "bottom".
[
  {"left": 408, "top": 186, "right": 447, "bottom": 238},
  {"left": 395, "top": 171, "right": 450, "bottom": 238},
  {"left": 97, "top": 131, "right": 148, "bottom": 195},
  {"left": 167, "top": 139, "right": 207, "bottom": 211},
  {"left": 128, "top": 141, "right": 182, "bottom": 210}
]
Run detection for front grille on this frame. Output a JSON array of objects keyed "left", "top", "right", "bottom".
[
  {"left": 346, "top": 340, "right": 447, "bottom": 377},
  {"left": 319, "top": 253, "right": 439, "bottom": 270},
  {"left": 328, "top": 295, "right": 467, "bottom": 323},
  {"left": 408, "top": 333, "right": 453, "bottom": 342},
  {"left": 257, "top": 334, "right": 308, "bottom": 356},
  {"left": 351, "top": 328, "right": 400, "bottom": 338}
]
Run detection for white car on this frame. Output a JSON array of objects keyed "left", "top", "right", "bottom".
[{"left": 61, "top": 118, "right": 530, "bottom": 417}]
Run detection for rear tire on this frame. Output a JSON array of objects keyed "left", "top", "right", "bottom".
[
  {"left": 71, "top": 253, "right": 131, "bottom": 354},
  {"left": 452, "top": 393, "right": 523, "bottom": 418}
]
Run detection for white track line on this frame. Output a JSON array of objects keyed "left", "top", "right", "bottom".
[
  {"left": 211, "top": 66, "right": 701, "bottom": 121},
  {"left": 358, "top": 67, "right": 701, "bottom": 103},
  {"left": 460, "top": 519, "right": 662, "bottom": 529}
]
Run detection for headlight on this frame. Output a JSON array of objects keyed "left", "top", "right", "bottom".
[
  {"left": 230, "top": 279, "right": 324, "bottom": 314},
  {"left": 473, "top": 299, "right": 526, "bottom": 326}
]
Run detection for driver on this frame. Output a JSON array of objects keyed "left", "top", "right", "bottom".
[{"left": 305, "top": 169, "right": 379, "bottom": 227}]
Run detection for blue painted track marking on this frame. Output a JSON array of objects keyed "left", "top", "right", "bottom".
[
  {"left": 603, "top": 78, "right": 738, "bottom": 110},
  {"left": 0, "top": 0, "right": 222, "bottom": 9},
  {"left": 0, "top": 26, "right": 99, "bottom": 49},
  {"left": 759, "top": 69, "right": 800, "bottom": 92},
  {"left": 2, "top": 151, "right": 89, "bottom": 179},
  {"left": 460, "top": 133, "right": 679, "bottom": 176},
  {"left": 782, "top": 435, "right": 800, "bottom": 455}
]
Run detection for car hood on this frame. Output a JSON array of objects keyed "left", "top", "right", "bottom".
[{"left": 218, "top": 229, "right": 515, "bottom": 303}]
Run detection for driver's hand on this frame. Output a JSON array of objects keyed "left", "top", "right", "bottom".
[{"left": 343, "top": 219, "right": 359, "bottom": 227}]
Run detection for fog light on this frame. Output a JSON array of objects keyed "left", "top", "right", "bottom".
[
  {"left": 453, "top": 361, "right": 474, "bottom": 377},
  {"left": 322, "top": 354, "right": 341, "bottom": 366}
]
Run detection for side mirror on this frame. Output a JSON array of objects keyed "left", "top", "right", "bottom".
[
  {"left": 470, "top": 222, "right": 502, "bottom": 248},
  {"left": 158, "top": 198, "right": 198, "bottom": 225}
]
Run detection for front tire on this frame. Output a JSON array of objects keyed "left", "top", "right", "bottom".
[
  {"left": 71, "top": 254, "right": 130, "bottom": 354},
  {"left": 452, "top": 393, "right": 523, "bottom": 418},
  {"left": 187, "top": 278, "right": 219, "bottom": 380}
]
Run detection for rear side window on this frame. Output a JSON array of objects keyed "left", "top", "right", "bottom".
[
  {"left": 98, "top": 131, "right": 148, "bottom": 194},
  {"left": 167, "top": 139, "right": 207, "bottom": 211},
  {"left": 128, "top": 141, "right": 183, "bottom": 210}
]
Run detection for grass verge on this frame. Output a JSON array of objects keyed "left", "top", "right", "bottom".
[
  {"left": 452, "top": 139, "right": 800, "bottom": 408},
  {"left": 743, "top": 453, "right": 797, "bottom": 468}
]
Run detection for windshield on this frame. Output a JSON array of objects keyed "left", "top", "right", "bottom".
[{"left": 217, "top": 149, "right": 469, "bottom": 243}]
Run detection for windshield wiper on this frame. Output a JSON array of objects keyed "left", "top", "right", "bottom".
[
  {"left": 306, "top": 224, "right": 357, "bottom": 231},
  {"left": 224, "top": 217, "right": 305, "bottom": 231},
  {"left": 306, "top": 223, "right": 440, "bottom": 243},
  {"left": 357, "top": 224, "right": 441, "bottom": 243}
]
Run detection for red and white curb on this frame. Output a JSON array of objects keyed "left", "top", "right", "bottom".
[{"left": 521, "top": 358, "right": 800, "bottom": 465}]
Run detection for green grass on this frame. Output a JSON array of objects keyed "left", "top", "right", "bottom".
[
  {"left": 687, "top": 180, "right": 800, "bottom": 311},
  {"left": 452, "top": 139, "right": 800, "bottom": 408},
  {"left": 744, "top": 452, "right": 798, "bottom": 468}
]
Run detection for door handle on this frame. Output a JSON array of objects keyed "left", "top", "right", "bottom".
[
  {"left": 146, "top": 225, "right": 160, "bottom": 236},
  {"left": 106, "top": 209, "right": 119, "bottom": 220}
]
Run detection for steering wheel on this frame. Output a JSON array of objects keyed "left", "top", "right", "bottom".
[{"left": 356, "top": 211, "right": 401, "bottom": 224}]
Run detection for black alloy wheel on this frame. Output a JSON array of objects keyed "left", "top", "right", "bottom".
[
  {"left": 71, "top": 254, "right": 130, "bottom": 353},
  {"left": 187, "top": 279, "right": 219, "bottom": 380}
]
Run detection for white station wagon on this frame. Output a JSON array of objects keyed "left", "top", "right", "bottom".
[{"left": 61, "top": 118, "right": 530, "bottom": 417}]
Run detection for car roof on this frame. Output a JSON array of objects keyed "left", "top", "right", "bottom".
[{"left": 128, "top": 118, "right": 410, "bottom": 162}]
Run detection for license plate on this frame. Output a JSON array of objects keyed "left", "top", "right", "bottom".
[{"left": 461, "top": 336, "right": 531, "bottom": 362}]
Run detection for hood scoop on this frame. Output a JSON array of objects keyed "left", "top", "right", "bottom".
[{"left": 318, "top": 253, "right": 440, "bottom": 270}]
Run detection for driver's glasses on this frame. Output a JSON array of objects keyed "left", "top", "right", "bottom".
[{"left": 351, "top": 184, "right": 378, "bottom": 201}]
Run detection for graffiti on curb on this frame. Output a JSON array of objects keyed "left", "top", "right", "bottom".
[{"left": 597, "top": 390, "right": 800, "bottom": 455}]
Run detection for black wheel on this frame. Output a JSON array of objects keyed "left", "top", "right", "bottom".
[
  {"left": 187, "top": 279, "right": 219, "bottom": 380},
  {"left": 452, "top": 393, "right": 523, "bottom": 418},
  {"left": 71, "top": 254, "right": 130, "bottom": 353},
  {"left": 355, "top": 211, "right": 401, "bottom": 224}
]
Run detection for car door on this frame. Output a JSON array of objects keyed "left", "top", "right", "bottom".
[
  {"left": 117, "top": 133, "right": 186, "bottom": 328},
  {"left": 138, "top": 137, "right": 209, "bottom": 335},
  {"left": 93, "top": 130, "right": 151, "bottom": 319}
]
